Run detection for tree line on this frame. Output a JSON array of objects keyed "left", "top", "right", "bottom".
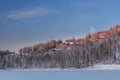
[{"left": 0, "top": 31, "right": 120, "bottom": 69}]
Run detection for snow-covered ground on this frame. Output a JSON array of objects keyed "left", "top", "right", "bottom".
[
  {"left": 83, "top": 64, "right": 120, "bottom": 70},
  {"left": 0, "top": 68, "right": 120, "bottom": 80},
  {"left": 0, "top": 65, "right": 120, "bottom": 80},
  {"left": 7, "top": 64, "right": 120, "bottom": 71}
]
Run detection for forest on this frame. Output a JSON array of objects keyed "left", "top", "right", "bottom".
[{"left": 0, "top": 25, "right": 120, "bottom": 69}]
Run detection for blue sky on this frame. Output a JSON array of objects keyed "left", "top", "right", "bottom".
[{"left": 0, "top": 0, "right": 120, "bottom": 51}]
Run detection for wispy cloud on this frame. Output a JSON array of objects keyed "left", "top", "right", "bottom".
[{"left": 7, "top": 8, "right": 55, "bottom": 19}]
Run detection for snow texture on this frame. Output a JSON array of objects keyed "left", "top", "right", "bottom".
[{"left": 6, "top": 64, "right": 120, "bottom": 71}]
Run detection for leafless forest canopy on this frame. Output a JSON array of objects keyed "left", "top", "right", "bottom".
[{"left": 0, "top": 25, "right": 120, "bottom": 69}]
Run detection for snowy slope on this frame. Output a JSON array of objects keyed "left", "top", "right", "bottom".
[
  {"left": 83, "top": 64, "right": 120, "bottom": 70},
  {"left": 9, "top": 64, "right": 120, "bottom": 71}
]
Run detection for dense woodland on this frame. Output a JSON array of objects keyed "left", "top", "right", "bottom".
[{"left": 0, "top": 26, "right": 120, "bottom": 69}]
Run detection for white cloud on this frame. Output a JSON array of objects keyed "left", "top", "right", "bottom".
[{"left": 7, "top": 8, "right": 55, "bottom": 19}]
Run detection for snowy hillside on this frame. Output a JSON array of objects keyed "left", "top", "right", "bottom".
[
  {"left": 0, "top": 25, "right": 120, "bottom": 70},
  {"left": 83, "top": 64, "right": 120, "bottom": 70},
  {"left": 9, "top": 64, "right": 120, "bottom": 71}
]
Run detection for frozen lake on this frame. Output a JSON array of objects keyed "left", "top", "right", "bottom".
[{"left": 0, "top": 70, "right": 120, "bottom": 80}]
